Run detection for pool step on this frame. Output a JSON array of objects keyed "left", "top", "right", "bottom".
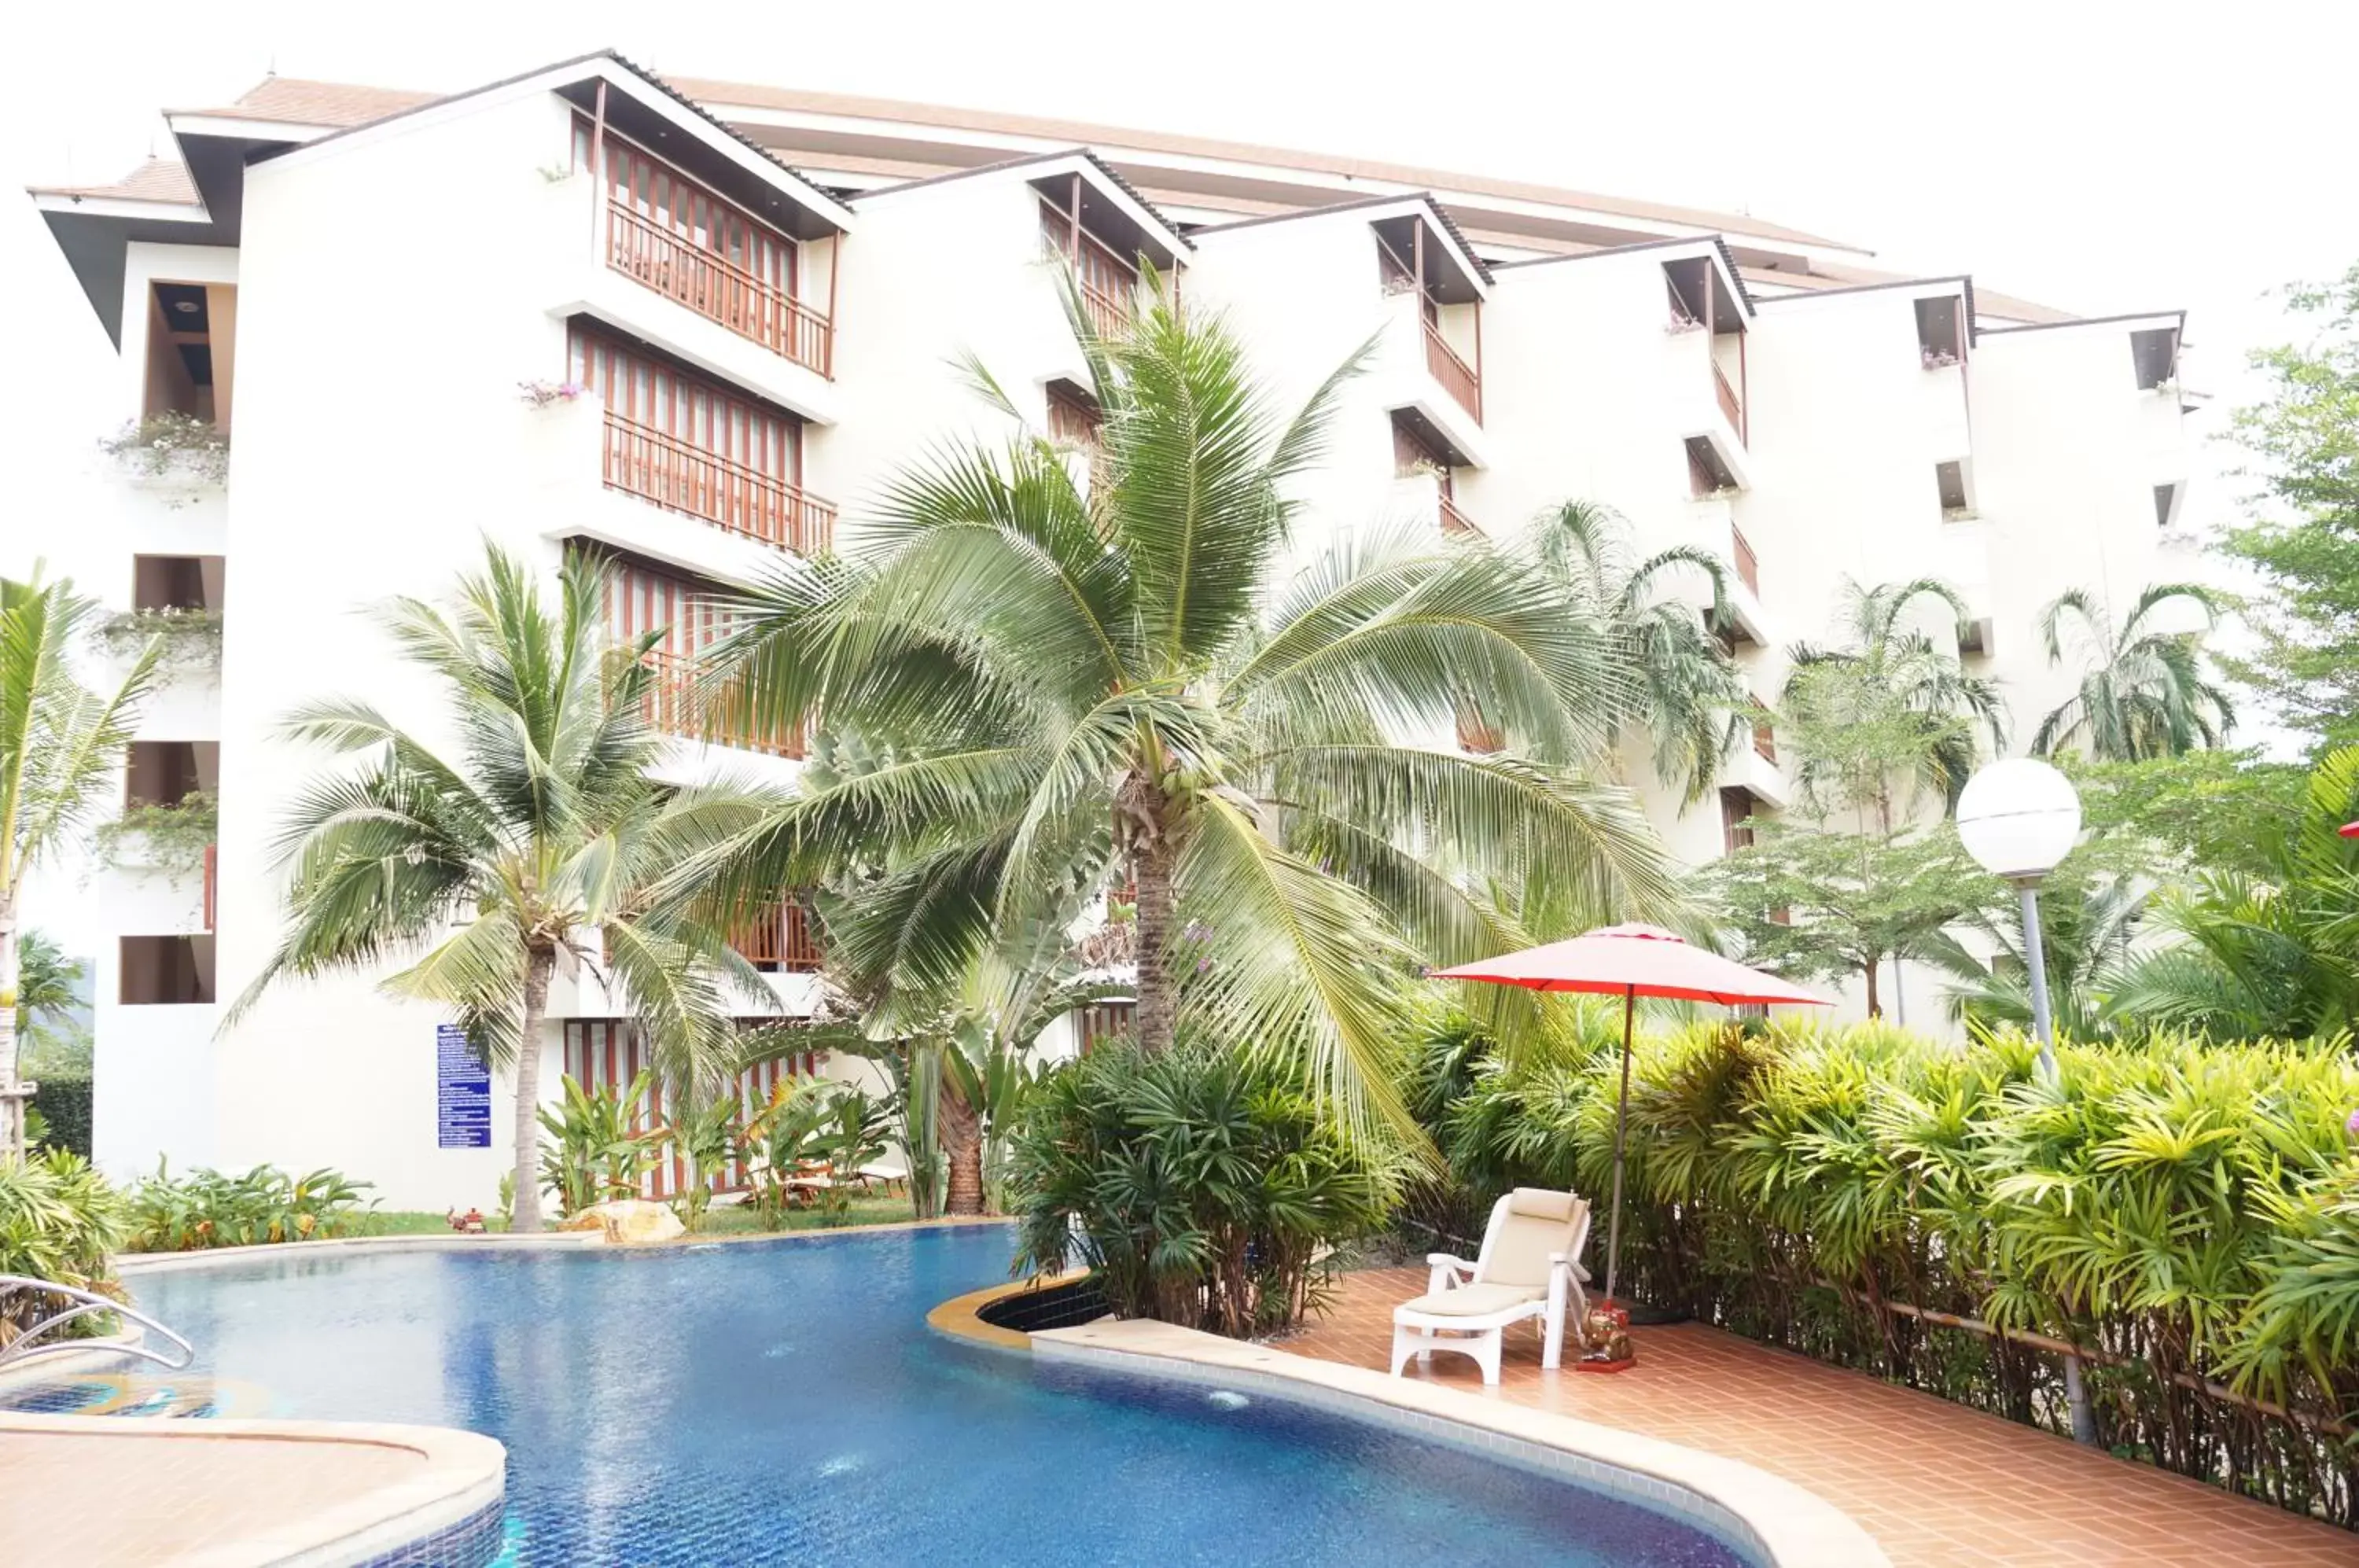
[{"left": 0, "top": 1373, "right": 263, "bottom": 1419}]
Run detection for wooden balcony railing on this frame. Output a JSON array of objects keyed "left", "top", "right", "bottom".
[
  {"left": 602, "top": 410, "right": 835, "bottom": 555},
  {"left": 1712, "top": 359, "right": 1745, "bottom": 445},
  {"left": 1437, "top": 494, "right": 1481, "bottom": 537},
  {"left": 731, "top": 901, "right": 824, "bottom": 972},
  {"left": 606, "top": 202, "right": 834, "bottom": 377},
  {"left": 1731, "top": 523, "right": 1760, "bottom": 598},
  {"left": 1424, "top": 322, "right": 1483, "bottom": 424},
  {"left": 1456, "top": 710, "right": 1504, "bottom": 755},
  {"left": 201, "top": 843, "right": 217, "bottom": 933},
  {"left": 1752, "top": 716, "right": 1777, "bottom": 764},
  {"left": 639, "top": 648, "right": 805, "bottom": 759}
]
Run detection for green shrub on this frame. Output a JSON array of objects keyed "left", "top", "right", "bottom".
[
  {"left": 29, "top": 1074, "right": 92, "bottom": 1158},
  {"left": 539, "top": 1072, "right": 661, "bottom": 1217},
  {"left": 126, "top": 1161, "right": 376, "bottom": 1251},
  {"left": 0, "top": 1149, "right": 131, "bottom": 1342},
  {"left": 1009, "top": 1043, "right": 1395, "bottom": 1338},
  {"left": 1419, "top": 1017, "right": 2359, "bottom": 1526}
]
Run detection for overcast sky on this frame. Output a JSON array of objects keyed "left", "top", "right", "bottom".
[{"left": 7, "top": 0, "right": 2356, "bottom": 683}]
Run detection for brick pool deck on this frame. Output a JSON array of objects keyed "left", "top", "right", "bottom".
[{"left": 1287, "top": 1267, "right": 2359, "bottom": 1568}]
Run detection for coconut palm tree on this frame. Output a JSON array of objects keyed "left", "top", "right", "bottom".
[
  {"left": 1531, "top": 499, "right": 1744, "bottom": 804},
  {"left": 228, "top": 544, "right": 778, "bottom": 1231},
  {"left": 1, "top": 572, "right": 160, "bottom": 1155},
  {"left": 1782, "top": 577, "right": 2008, "bottom": 827},
  {"left": 2032, "top": 583, "right": 2233, "bottom": 760},
  {"left": 699, "top": 282, "right": 1682, "bottom": 1133}
]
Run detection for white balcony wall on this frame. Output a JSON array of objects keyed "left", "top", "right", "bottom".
[{"left": 91, "top": 1002, "right": 219, "bottom": 1181}]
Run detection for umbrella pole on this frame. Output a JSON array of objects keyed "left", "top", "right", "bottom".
[{"left": 1604, "top": 985, "right": 1634, "bottom": 1305}]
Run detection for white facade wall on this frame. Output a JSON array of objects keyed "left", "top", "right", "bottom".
[{"left": 28, "top": 71, "right": 2199, "bottom": 1187}]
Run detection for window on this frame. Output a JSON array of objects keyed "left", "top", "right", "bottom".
[
  {"left": 2131, "top": 326, "right": 2180, "bottom": 391},
  {"left": 1915, "top": 296, "right": 1966, "bottom": 367},
  {"left": 1720, "top": 787, "right": 1761, "bottom": 856},
  {"left": 126, "top": 741, "right": 212, "bottom": 810},
  {"left": 2154, "top": 482, "right": 2182, "bottom": 530},
  {"left": 132, "top": 555, "right": 223, "bottom": 613},
  {"left": 120, "top": 936, "right": 214, "bottom": 1004},
  {"left": 141, "top": 280, "right": 235, "bottom": 430},
  {"left": 1045, "top": 380, "right": 1102, "bottom": 447},
  {"left": 1687, "top": 437, "right": 1738, "bottom": 498},
  {"left": 1960, "top": 617, "right": 1995, "bottom": 659},
  {"left": 1935, "top": 458, "right": 1976, "bottom": 520}
]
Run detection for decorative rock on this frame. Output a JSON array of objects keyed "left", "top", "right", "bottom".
[{"left": 575, "top": 1199, "right": 685, "bottom": 1245}]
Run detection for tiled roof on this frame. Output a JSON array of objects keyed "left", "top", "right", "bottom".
[
  {"left": 175, "top": 75, "right": 439, "bottom": 127},
  {"left": 28, "top": 154, "right": 200, "bottom": 205},
  {"left": 668, "top": 76, "right": 1859, "bottom": 253},
  {"left": 1744, "top": 259, "right": 2074, "bottom": 325}
]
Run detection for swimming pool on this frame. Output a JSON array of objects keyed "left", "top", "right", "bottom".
[{"left": 123, "top": 1227, "right": 1750, "bottom": 1566}]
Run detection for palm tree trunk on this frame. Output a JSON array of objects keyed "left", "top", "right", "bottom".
[
  {"left": 940, "top": 1085, "right": 983, "bottom": 1216},
  {"left": 1122, "top": 777, "right": 1178, "bottom": 1058},
  {"left": 0, "top": 893, "right": 26, "bottom": 1158},
  {"left": 510, "top": 945, "right": 556, "bottom": 1232}
]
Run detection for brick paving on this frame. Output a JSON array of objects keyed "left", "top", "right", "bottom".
[{"left": 1287, "top": 1267, "right": 2359, "bottom": 1567}]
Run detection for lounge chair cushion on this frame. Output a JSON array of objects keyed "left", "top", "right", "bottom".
[
  {"left": 1395, "top": 1282, "right": 1544, "bottom": 1318},
  {"left": 1484, "top": 1192, "right": 1586, "bottom": 1289}
]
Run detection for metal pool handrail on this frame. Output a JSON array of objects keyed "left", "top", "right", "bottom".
[{"left": 0, "top": 1273, "right": 195, "bottom": 1373}]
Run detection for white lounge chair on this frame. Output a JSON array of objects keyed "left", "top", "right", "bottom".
[{"left": 1389, "top": 1187, "right": 1591, "bottom": 1386}]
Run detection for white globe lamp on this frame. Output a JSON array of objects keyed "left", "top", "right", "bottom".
[{"left": 1956, "top": 759, "right": 2081, "bottom": 882}]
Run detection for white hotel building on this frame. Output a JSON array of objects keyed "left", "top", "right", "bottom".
[{"left": 23, "top": 52, "right": 2196, "bottom": 1209}]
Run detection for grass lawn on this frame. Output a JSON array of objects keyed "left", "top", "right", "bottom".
[{"left": 362, "top": 1192, "right": 921, "bottom": 1239}]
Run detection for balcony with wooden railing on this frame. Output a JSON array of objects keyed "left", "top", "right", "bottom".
[
  {"left": 1424, "top": 322, "right": 1483, "bottom": 425},
  {"left": 201, "top": 843, "right": 216, "bottom": 933},
  {"left": 1437, "top": 493, "right": 1481, "bottom": 537},
  {"left": 1456, "top": 709, "right": 1504, "bottom": 755},
  {"left": 639, "top": 648, "right": 804, "bottom": 759},
  {"left": 601, "top": 410, "right": 835, "bottom": 555},
  {"left": 730, "top": 901, "right": 824, "bottom": 973},
  {"left": 1041, "top": 204, "right": 1139, "bottom": 338},
  {"left": 1731, "top": 524, "right": 1760, "bottom": 598},
  {"left": 605, "top": 204, "right": 834, "bottom": 377},
  {"left": 1752, "top": 712, "right": 1777, "bottom": 763}
]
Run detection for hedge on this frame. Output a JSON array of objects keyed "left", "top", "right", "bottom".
[
  {"left": 31, "top": 1073, "right": 93, "bottom": 1159},
  {"left": 1411, "top": 1019, "right": 2359, "bottom": 1529}
]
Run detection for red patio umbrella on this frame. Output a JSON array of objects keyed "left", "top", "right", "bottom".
[{"left": 1434, "top": 924, "right": 1827, "bottom": 1305}]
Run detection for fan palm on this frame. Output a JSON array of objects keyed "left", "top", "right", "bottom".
[
  {"left": 1531, "top": 499, "right": 1744, "bottom": 804},
  {"left": 1, "top": 572, "right": 160, "bottom": 1154},
  {"left": 228, "top": 543, "right": 779, "bottom": 1230},
  {"left": 2031, "top": 583, "right": 2233, "bottom": 760},
  {"left": 700, "top": 279, "right": 1682, "bottom": 1134},
  {"left": 1783, "top": 576, "right": 2007, "bottom": 826}
]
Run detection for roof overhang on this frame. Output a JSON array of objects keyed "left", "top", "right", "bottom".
[
  {"left": 856, "top": 147, "right": 1189, "bottom": 267},
  {"left": 1195, "top": 193, "right": 1492, "bottom": 299},
  {"left": 29, "top": 194, "right": 215, "bottom": 348},
  {"left": 1492, "top": 234, "right": 1749, "bottom": 318}
]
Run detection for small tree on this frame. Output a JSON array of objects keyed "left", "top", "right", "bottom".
[
  {"left": 0, "top": 574, "right": 159, "bottom": 1155},
  {"left": 1713, "top": 819, "right": 1997, "bottom": 1017}
]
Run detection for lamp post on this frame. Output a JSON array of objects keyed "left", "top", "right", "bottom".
[{"left": 1956, "top": 758, "right": 2099, "bottom": 1445}]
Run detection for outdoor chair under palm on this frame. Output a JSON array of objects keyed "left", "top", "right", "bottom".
[{"left": 1389, "top": 1187, "right": 1591, "bottom": 1386}]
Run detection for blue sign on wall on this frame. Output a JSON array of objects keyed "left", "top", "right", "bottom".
[{"left": 436, "top": 1023, "right": 493, "bottom": 1150}]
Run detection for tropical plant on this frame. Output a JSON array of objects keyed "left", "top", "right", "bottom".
[
  {"left": 227, "top": 543, "right": 778, "bottom": 1231},
  {"left": 660, "top": 1087, "right": 743, "bottom": 1231},
  {"left": 1009, "top": 1040, "right": 1396, "bottom": 1337},
  {"left": 1529, "top": 499, "right": 1744, "bottom": 804},
  {"left": 537, "top": 1070, "right": 661, "bottom": 1217},
  {"left": 13, "top": 931, "right": 81, "bottom": 1037},
  {"left": 1922, "top": 874, "right": 2147, "bottom": 1038},
  {"left": 91, "top": 606, "right": 222, "bottom": 668},
  {"left": 2103, "top": 746, "right": 2359, "bottom": 1040},
  {"left": 90, "top": 789, "right": 217, "bottom": 880},
  {"left": 98, "top": 411, "right": 230, "bottom": 486},
  {"left": 1419, "top": 1018, "right": 2359, "bottom": 1525},
  {"left": 1783, "top": 577, "right": 2007, "bottom": 824},
  {"left": 2030, "top": 583, "right": 2233, "bottom": 760},
  {"left": 124, "top": 1161, "right": 376, "bottom": 1250},
  {"left": 0, "top": 1148, "right": 129, "bottom": 1342},
  {"left": 0, "top": 571, "right": 160, "bottom": 1155},
  {"left": 699, "top": 274, "right": 1681, "bottom": 1134}
]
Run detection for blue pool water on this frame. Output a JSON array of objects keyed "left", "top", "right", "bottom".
[{"left": 127, "top": 1228, "right": 1748, "bottom": 1566}]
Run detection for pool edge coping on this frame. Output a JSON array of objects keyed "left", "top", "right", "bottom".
[
  {"left": 0, "top": 1412, "right": 503, "bottom": 1568},
  {"left": 1015, "top": 1316, "right": 1890, "bottom": 1568}
]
